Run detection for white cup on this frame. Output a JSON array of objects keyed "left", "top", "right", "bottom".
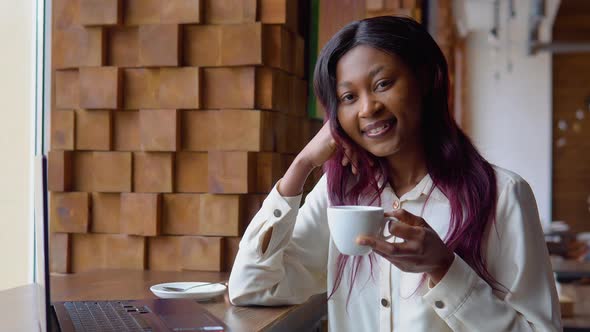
[{"left": 327, "top": 205, "right": 395, "bottom": 256}]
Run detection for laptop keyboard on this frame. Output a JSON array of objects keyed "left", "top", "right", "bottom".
[{"left": 64, "top": 301, "right": 153, "bottom": 332}]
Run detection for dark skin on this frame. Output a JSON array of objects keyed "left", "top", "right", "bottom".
[{"left": 276, "top": 45, "right": 454, "bottom": 285}]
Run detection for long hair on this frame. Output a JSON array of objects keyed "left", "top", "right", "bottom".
[{"left": 313, "top": 16, "right": 501, "bottom": 299}]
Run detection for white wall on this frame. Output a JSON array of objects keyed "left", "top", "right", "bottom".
[
  {"left": 0, "top": 0, "right": 35, "bottom": 290},
  {"left": 464, "top": 0, "right": 552, "bottom": 226}
]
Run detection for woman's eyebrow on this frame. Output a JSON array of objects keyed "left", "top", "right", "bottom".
[
  {"left": 337, "top": 81, "right": 352, "bottom": 89},
  {"left": 336, "top": 65, "right": 387, "bottom": 89},
  {"left": 369, "top": 65, "right": 385, "bottom": 79}
]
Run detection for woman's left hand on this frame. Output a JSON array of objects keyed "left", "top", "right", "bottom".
[{"left": 356, "top": 209, "right": 455, "bottom": 285}]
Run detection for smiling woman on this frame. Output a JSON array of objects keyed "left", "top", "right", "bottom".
[
  {"left": 229, "top": 16, "right": 561, "bottom": 332},
  {"left": 335, "top": 46, "right": 423, "bottom": 166}
]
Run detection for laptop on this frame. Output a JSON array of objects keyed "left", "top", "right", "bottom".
[{"left": 34, "top": 155, "right": 229, "bottom": 332}]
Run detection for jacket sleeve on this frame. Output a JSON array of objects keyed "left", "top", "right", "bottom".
[
  {"left": 228, "top": 175, "right": 331, "bottom": 306},
  {"left": 422, "top": 177, "right": 562, "bottom": 331}
]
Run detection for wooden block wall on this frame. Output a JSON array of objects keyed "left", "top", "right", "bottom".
[
  {"left": 49, "top": 0, "right": 322, "bottom": 274},
  {"left": 365, "top": 0, "right": 421, "bottom": 20}
]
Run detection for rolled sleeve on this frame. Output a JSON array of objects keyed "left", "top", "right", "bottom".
[
  {"left": 245, "top": 181, "right": 302, "bottom": 259},
  {"left": 423, "top": 254, "right": 478, "bottom": 319},
  {"left": 229, "top": 176, "right": 329, "bottom": 306}
]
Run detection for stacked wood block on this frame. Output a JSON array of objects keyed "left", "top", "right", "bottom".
[
  {"left": 49, "top": 0, "right": 321, "bottom": 274},
  {"left": 365, "top": 0, "right": 422, "bottom": 21}
]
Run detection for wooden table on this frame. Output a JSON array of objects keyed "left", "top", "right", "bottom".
[
  {"left": 552, "top": 258, "right": 590, "bottom": 281},
  {"left": 0, "top": 269, "right": 327, "bottom": 332},
  {"left": 560, "top": 283, "right": 590, "bottom": 331}
]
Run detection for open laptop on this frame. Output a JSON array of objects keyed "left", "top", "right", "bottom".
[{"left": 34, "top": 155, "right": 229, "bottom": 332}]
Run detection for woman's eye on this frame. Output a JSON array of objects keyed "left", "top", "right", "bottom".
[
  {"left": 340, "top": 94, "right": 354, "bottom": 103},
  {"left": 375, "top": 80, "right": 391, "bottom": 91}
]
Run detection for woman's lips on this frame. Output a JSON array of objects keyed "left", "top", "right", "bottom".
[{"left": 363, "top": 118, "right": 396, "bottom": 138}]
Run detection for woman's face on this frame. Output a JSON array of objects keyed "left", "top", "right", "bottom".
[{"left": 335, "top": 45, "right": 423, "bottom": 159}]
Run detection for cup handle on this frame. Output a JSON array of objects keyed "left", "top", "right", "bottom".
[{"left": 379, "top": 217, "right": 398, "bottom": 240}]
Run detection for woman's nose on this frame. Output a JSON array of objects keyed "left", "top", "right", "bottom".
[{"left": 358, "top": 97, "right": 383, "bottom": 118}]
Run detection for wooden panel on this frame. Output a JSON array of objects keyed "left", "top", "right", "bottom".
[
  {"left": 256, "top": 152, "right": 282, "bottom": 193},
  {"left": 198, "top": 194, "right": 242, "bottom": 236},
  {"left": 50, "top": 232, "right": 71, "bottom": 273},
  {"left": 208, "top": 151, "right": 256, "bottom": 194},
  {"left": 123, "top": 0, "right": 161, "bottom": 25},
  {"left": 79, "top": 0, "right": 121, "bottom": 26},
  {"left": 71, "top": 234, "right": 104, "bottom": 272},
  {"left": 175, "top": 152, "right": 208, "bottom": 193},
  {"left": 182, "top": 236, "right": 224, "bottom": 271},
  {"left": 114, "top": 110, "right": 140, "bottom": 151},
  {"left": 133, "top": 152, "right": 174, "bottom": 193},
  {"left": 123, "top": 68, "right": 161, "bottom": 109},
  {"left": 286, "top": 115, "right": 303, "bottom": 154},
  {"left": 138, "top": 24, "right": 180, "bottom": 67},
  {"left": 92, "top": 152, "right": 132, "bottom": 192},
  {"left": 220, "top": 23, "right": 262, "bottom": 66},
  {"left": 255, "top": 67, "right": 285, "bottom": 112},
  {"left": 51, "top": 110, "right": 75, "bottom": 150},
  {"left": 262, "top": 25, "right": 289, "bottom": 72},
  {"left": 72, "top": 152, "right": 94, "bottom": 192},
  {"left": 162, "top": 194, "right": 200, "bottom": 235},
  {"left": 181, "top": 110, "right": 219, "bottom": 151},
  {"left": 120, "top": 193, "right": 161, "bottom": 236},
  {"left": 139, "top": 109, "right": 180, "bottom": 151},
  {"left": 202, "top": 67, "right": 256, "bottom": 109},
  {"left": 223, "top": 237, "right": 241, "bottom": 272},
  {"left": 79, "top": 66, "right": 121, "bottom": 109},
  {"left": 203, "top": 0, "right": 257, "bottom": 24},
  {"left": 289, "top": 76, "right": 308, "bottom": 117},
  {"left": 103, "top": 234, "right": 146, "bottom": 269},
  {"left": 161, "top": 0, "right": 202, "bottom": 24},
  {"left": 183, "top": 25, "right": 222, "bottom": 67},
  {"left": 55, "top": 69, "right": 79, "bottom": 109},
  {"left": 75, "top": 109, "right": 112, "bottom": 150},
  {"left": 293, "top": 33, "right": 305, "bottom": 78},
  {"left": 259, "top": 0, "right": 299, "bottom": 33},
  {"left": 91, "top": 193, "right": 120, "bottom": 233},
  {"left": 50, "top": 192, "right": 90, "bottom": 233},
  {"left": 48, "top": 150, "right": 73, "bottom": 192},
  {"left": 202, "top": 67, "right": 285, "bottom": 111},
  {"left": 215, "top": 110, "right": 274, "bottom": 152},
  {"left": 148, "top": 236, "right": 182, "bottom": 271},
  {"left": 159, "top": 67, "right": 201, "bottom": 109},
  {"left": 53, "top": 0, "right": 79, "bottom": 29},
  {"left": 53, "top": 26, "right": 105, "bottom": 69},
  {"left": 107, "top": 26, "right": 139, "bottom": 67}
]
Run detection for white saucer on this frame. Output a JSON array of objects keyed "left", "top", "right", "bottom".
[{"left": 150, "top": 282, "right": 227, "bottom": 300}]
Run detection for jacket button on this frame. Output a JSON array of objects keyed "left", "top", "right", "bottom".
[
  {"left": 381, "top": 298, "right": 390, "bottom": 307},
  {"left": 392, "top": 200, "right": 400, "bottom": 209},
  {"left": 273, "top": 209, "right": 282, "bottom": 218},
  {"left": 435, "top": 300, "right": 444, "bottom": 309}
]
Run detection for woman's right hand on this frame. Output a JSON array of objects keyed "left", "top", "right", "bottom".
[
  {"left": 298, "top": 120, "right": 361, "bottom": 174},
  {"left": 278, "top": 120, "right": 358, "bottom": 196}
]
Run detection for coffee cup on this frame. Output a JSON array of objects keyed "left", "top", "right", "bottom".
[{"left": 327, "top": 205, "right": 396, "bottom": 256}]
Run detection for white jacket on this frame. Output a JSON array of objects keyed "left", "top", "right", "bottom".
[{"left": 229, "top": 165, "right": 562, "bottom": 331}]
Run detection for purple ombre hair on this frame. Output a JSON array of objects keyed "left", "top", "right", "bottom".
[{"left": 313, "top": 16, "right": 502, "bottom": 299}]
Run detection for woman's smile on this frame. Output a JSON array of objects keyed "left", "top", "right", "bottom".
[{"left": 362, "top": 117, "right": 397, "bottom": 138}]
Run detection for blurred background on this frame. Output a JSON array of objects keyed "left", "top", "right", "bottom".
[{"left": 1, "top": 2, "right": 589, "bottom": 322}]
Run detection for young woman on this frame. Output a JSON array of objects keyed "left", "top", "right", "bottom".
[{"left": 228, "top": 16, "right": 561, "bottom": 331}]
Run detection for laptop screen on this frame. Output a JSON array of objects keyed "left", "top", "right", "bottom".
[{"left": 34, "top": 154, "right": 51, "bottom": 332}]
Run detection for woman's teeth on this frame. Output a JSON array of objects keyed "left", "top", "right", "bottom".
[{"left": 368, "top": 124, "right": 389, "bottom": 135}]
